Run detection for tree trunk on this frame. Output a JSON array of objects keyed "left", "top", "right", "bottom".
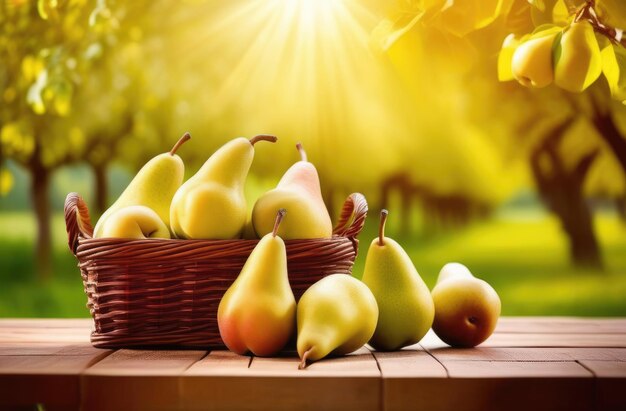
[
  {"left": 30, "top": 161, "right": 52, "bottom": 281},
  {"left": 530, "top": 121, "right": 604, "bottom": 270},
  {"left": 560, "top": 195, "right": 603, "bottom": 268},
  {"left": 592, "top": 106, "right": 626, "bottom": 176},
  {"left": 93, "top": 163, "right": 108, "bottom": 216}
]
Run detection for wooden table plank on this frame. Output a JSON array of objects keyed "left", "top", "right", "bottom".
[
  {"left": 81, "top": 349, "right": 207, "bottom": 411},
  {"left": 579, "top": 360, "right": 626, "bottom": 411},
  {"left": 1, "top": 317, "right": 625, "bottom": 411},
  {"left": 426, "top": 347, "right": 626, "bottom": 361},
  {"left": 0, "top": 318, "right": 109, "bottom": 409},
  {"left": 182, "top": 348, "right": 380, "bottom": 411},
  {"left": 495, "top": 317, "right": 626, "bottom": 334},
  {"left": 420, "top": 330, "right": 626, "bottom": 349},
  {"left": 0, "top": 319, "right": 93, "bottom": 329},
  {"left": 0, "top": 352, "right": 111, "bottom": 408}
]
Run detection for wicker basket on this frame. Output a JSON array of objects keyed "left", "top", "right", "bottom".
[{"left": 64, "top": 192, "right": 368, "bottom": 349}]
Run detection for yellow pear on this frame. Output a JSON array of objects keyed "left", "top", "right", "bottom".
[
  {"left": 93, "top": 133, "right": 189, "bottom": 238},
  {"left": 361, "top": 210, "right": 434, "bottom": 351},
  {"left": 297, "top": 274, "right": 378, "bottom": 369},
  {"left": 99, "top": 205, "right": 170, "bottom": 239},
  {"left": 511, "top": 30, "right": 559, "bottom": 88},
  {"left": 252, "top": 143, "right": 332, "bottom": 239},
  {"left": 170, "top": 135, "right": 277, "bottom": 239},
  {"left": 431, "top": 263, "right": 501, "bottom": 348},
  {"left": 554, "top": 21, "right": 602, "bottom": 93},
  {"left": 218, "top": 210, "right": 295, "bottom": 357}
]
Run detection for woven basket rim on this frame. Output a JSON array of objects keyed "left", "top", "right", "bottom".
[{"left": 65, "top": 191, "right": 368, "bottom": 255}]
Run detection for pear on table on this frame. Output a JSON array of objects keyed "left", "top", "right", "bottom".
[
  {"left": 361, "top": 209, "right": 434, "bottom": 351},
  {"left": 217, "top": 209, "right": 296, "bottom": 357},
  {"left": 93, "top": 132, "right": 190, "bottom": 239},
  {"left": 252, "top": 143, "right": 332, "bottom": 239},
  {"left": 431, "top": 262, "right": 501, "bottom": 348},
  {"left": 170, "top": 135, "right": 277, "bottom": 239},
  {"left": 297, "top": 274, "right": 378, "bottom": 369}
]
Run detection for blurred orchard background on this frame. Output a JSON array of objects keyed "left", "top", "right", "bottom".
[{"left": 1, "top": 0, "right": 626, "bottom": 317}]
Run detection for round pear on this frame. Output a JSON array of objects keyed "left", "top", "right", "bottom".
[
  {"left": 297, "top": 274, "right": 378, "bottom": 369},
  {"left": 432, "top": 263, "right": 501, "bottom": 348},
  {"left": 511, "top": 31, "right": 559, "bottom": 88},
  {"left": 99, "top": 205, "right": 170, "bottom": 239}
]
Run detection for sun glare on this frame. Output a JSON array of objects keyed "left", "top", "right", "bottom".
[{"left": 164, "top": 0, "right": 412, "bottom": 183}]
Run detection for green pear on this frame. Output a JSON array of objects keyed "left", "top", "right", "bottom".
[
  {"left": 170, "top": 135, "right": 277, "bottom": 239},
  {"left": 432, "top": 262, "right": 501, "bottom": 348},
  {"left": 297, "top": 274, "right": 378, "bottom": 369},
  {"left": 361, "top": 209, "right": 434, "bottom": 351},
  {"left": 99, "top": 205, "right": 170, "bottom": 239},
  {"left": 218, "top": 209, "right": 295, "bottom": 357},
  {"left": 252, "top": 143, "right": 332, "bottom": 239},
  {"left": 511, "top": 30, "right": 559, "bottom": 88},
  {"left": 93, "top": 133, "right": 190, "bottom": 238},
  {"left": 554, "top": 21, "right": 602, "bottom": 93}
]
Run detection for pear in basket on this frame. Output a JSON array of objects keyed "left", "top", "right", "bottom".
[
  {"left": 297, "top": 274, "right": 378, "bottom": 369},
  {"left": 170, "top": 135, "right": 277, "bottom": 239},
  {"left": 252, "top": 143, "right": 332, "bottom": 239},
  {"left": 93, "top": 133, "right": 190, "bottom": 239},
  {"left": 218, "top": 209, "right": 296, "bottom": 357}
]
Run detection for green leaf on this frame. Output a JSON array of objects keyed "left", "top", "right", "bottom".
[
  {"left": 26, "top": 70, "right": 48, "bottom": 115},
  {"left": 370, "top": 12, "right": 426, "bottom": 53},
  {"left": 0, "top": 168, "right": 14, "bottom": 197},
  {"left": 51, "top": 79, "right": 73, "bottom": 116},
  {"left": 527, "top": 0, "right": 546, "bottom": 13},
  {"left": 531, "top": 0, "right": 564, "bottom": 26},
  {"left": 439, "top": 0, "right": 507, "bottom": 37},
  {"left": 498, "top": 34, "right": 520, "bottom": 81},
  {"left": 37, "top": 0, "right": 58, "bottom": 21},
  {"left": 596, "top": 0, "right": 626, "bottom": 31},
  {"left": 603, "top": 44, "right": 626, "bottom": 103}
]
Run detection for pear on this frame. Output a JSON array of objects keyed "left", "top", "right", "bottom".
[
  {"left": 554, "top": 20, "right": 602, "bottom": 93},
  {"left": 217, "top": 209, "right": 296, "bottom": 357},
  {"left": 361, "top": 209, "right": 434, "bottom": 351},
  {"left": 252, "top": 143, "right": 332, "bottom": 239},
  {"left": 93, "top": 133, "right": 190, "bottom": 238},
  {"left": 170, "top": 135, "right": 277, "bottom": 239},
  {"left": 297, "top": 274, "right": 378, "bottom": 369},
  {"left": 99, "top": 205, "right": 170, "bottom": 239},
  {"left": 511, "top": 30, "right": 559, "bottom": 88},
  {"left": 431, "top": 262, "right": 501, "bottom": 348}
]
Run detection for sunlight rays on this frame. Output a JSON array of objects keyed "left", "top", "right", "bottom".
[{"left": 155, "top": 0, "right": 412, "bottom": 184}]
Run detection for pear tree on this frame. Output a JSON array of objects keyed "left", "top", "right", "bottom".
[{"left": 372, "top": 0, "right": 626, "bottom": 268}]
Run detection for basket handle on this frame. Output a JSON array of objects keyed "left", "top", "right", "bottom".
[
  {"left": 65, "top": 192, "right": 94, "bottom": 255},
  {"left": 333, "top": 193, "right": 368, "bottom": 238}
]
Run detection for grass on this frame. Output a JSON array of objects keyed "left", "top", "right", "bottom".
[{"left": 0, "top": 210, "right": 625, "bottom": 317}]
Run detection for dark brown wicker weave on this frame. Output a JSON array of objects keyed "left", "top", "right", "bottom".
[{"left": 65, "top": 192, "right": 368, "bottom": 349}]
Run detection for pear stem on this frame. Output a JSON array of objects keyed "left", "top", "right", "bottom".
[
  {"left": 272, "top": 209, "right": 286, "bottom": 237},
  {"left": 296, "top": 143, "right": 308, "bottom": 162},
  {"left": 170, "top": 132, "right": 191, "bottom": 156},
  {"left": 249, "top": 134, "right": 278, "bottom": 145},
  {"left": 379, "top": 209, "right": 388, "bottom": 246},
  {"left": 298, "top": 348, "right": 312, "bottom": 370}
]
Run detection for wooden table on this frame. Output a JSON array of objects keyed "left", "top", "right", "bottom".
[{"left": 0, "top": 317, "right": 625, "bottom": 411}]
